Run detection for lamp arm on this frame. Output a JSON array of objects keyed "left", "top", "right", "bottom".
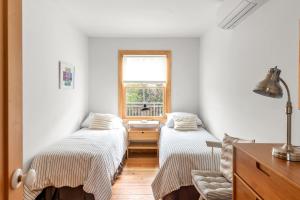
[
  {"left": 280, "top": 78, "right": 293, "bottom": 151},
  {"left": 279, "top": 78, "right": 291, "bottom": 103}
]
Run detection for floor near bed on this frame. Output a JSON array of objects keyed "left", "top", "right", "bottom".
[{"left": 112, "top": 156, "right": 158, "bottom": 200}]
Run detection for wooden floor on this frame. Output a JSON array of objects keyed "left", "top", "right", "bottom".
[{"left": 111, "top": 156, "right": 159, "bottom": 200}]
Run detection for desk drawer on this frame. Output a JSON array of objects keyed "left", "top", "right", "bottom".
[
  {"left": 234, "top": 174, "right": 260, "bottom": 200},
  {"left": 128, "top": 131, "right": 158, "bottom": 141},
  {"left": 235, "top": 148, "right": 300, "bottom": 200}
]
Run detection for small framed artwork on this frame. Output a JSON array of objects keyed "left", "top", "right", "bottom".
[{"left": 59, "top": 61, "right": 75, "bottom": 89}]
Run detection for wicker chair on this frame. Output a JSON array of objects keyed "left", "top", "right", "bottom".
[
  {"left": 191, "top": 135, "right": 255, "bottom": 200},
  {"left": 192, "top": 140, "right": 232, "bottom": 200}
]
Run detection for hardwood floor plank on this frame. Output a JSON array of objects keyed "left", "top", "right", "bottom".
[
  {"left": 111, "top": 157, "right": 158, "bottom": 200},
  {"left": 111, "top": 194, "right": 154, "bottom": 200},
  {"left": 112, "top": 186, "right": 153, "bottom": 195}
]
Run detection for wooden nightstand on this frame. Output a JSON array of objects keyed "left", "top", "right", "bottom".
[{"left": 127, "top": 120, "right": 160, "bottom": 158}]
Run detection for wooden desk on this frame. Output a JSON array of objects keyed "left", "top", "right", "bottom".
[{"left": 233, "top": 143, "right": 300, "bottom": 200}]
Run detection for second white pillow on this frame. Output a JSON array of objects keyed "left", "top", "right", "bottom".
[
  {"left": 173, "top": 115, "right": 198, "bottom": 131},
  {"left": 89, "top": 114, "right": 115, "bottom": 130},
  {"left": 82, "top": 112, "right": 123, "bottom": 129},
  {"left": 166, "top": 112, "right": 202, "bottom": 128}
]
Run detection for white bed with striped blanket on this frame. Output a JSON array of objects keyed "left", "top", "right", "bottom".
[
  {"left": 24, "top": 127, "right": 127, "bottom": 200},
  {"left": 151, "top": 126, "right": 221, "bottom": 200}
]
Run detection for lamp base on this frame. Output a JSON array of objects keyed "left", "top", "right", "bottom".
[{"left": 272, "top": 144, "right": 300, "bottom": 161}]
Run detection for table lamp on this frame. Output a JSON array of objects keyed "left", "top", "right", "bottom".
[{"left": 253, "top": 66, "right": 300, "bottom": 161}]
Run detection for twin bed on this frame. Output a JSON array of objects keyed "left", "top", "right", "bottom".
[
  {"left": 152, "top": 126, "right": 221, "bottom": 200},
  {"left": 25, "top": 113, "right": 221, "bottom": 200},
  {"left": 25, "top": 127, "right": 127, "bottom": 200}
]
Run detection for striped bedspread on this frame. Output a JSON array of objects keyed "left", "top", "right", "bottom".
[
  {"left": 24, "top": 128, "right": 127, "bottom": 200},
  {"left": 151, "top": 126, "right": 221, "bottom": 200}
]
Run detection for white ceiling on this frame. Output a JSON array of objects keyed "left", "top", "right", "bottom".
[{"left": 53, "top": 0, "right": 223, "bottom": 37}]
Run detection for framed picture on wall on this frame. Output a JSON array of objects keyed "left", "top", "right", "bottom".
[{"left": 59, "top": 61, "right": 75, "bottom": 89}]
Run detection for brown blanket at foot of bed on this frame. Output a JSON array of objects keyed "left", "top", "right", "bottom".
[
  {"left": 163, "top": 186, "right": 200, "bottom": 200},
  {"left": 36, "top": 186, "right": 94, "bottom": 200}
]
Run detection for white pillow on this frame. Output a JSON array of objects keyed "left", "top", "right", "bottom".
[
  {"left": 173, "top": 115, "right": 198, "bottom": 131},
  {"left": 81, "top": 112, "right": 94, "bottom": 128},
  {"left": 81, "top": 112, "right": 123, "bottom": 129},
  {"left": 166, "top": 112, "right": 202, "bottom": 128},
  {"left": 89, "top": 114, "right": 114, "bottom": 130}
]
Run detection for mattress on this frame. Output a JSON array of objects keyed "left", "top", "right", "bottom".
[
  {"left": 24, "top": 127, "right": 127, "bottom": 200},
  {"left": 152, "top": 126, "right": 221, "bottom": 200}
]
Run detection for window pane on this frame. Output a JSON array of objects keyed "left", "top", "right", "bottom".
[
  {"left": 125, "top": 84, "right": 164, "bottom": 117},
  {"left": 145, "top": 88, "right": 163, "bottom": 103},
  {"left": 126, "top": 87, "right": 143, "bottom": 103},
  {"left": 123, "top": 55, "right": 167, "bottom": 82}
]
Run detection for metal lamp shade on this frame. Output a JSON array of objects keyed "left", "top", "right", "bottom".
[{"left": 253, "top": 67, "right": 283, "bottom": 98}]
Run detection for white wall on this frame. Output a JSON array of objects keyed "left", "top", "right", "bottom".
[
  {"left": 198, "top": 0, "right": 300, "bottom": 145},
  {"left": 23, "top": 0, "right": 89, "bottom": 168},
  {"left": 89, "top": 38, "right": 200, "bottom": 115}
]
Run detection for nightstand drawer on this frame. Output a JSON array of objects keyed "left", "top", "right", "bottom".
[{"left": 128, "top": 131, "right": 159, "bottom": 141}]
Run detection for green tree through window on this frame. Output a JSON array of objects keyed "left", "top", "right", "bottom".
[{"left": 126, "top": 83, "right": 164, "bottom": 116}]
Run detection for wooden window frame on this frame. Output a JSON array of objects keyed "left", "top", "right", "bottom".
[{"left": 118, "top": 50, "right": 171, "bottom": 121}]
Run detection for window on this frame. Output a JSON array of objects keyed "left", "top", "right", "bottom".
[{"left": 119, "top": 50, "right": 171, "bottom": 120}]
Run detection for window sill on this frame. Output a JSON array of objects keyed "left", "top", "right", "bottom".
[{"left": 122, "top": 116, "right": 166, "bottom": 123}]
